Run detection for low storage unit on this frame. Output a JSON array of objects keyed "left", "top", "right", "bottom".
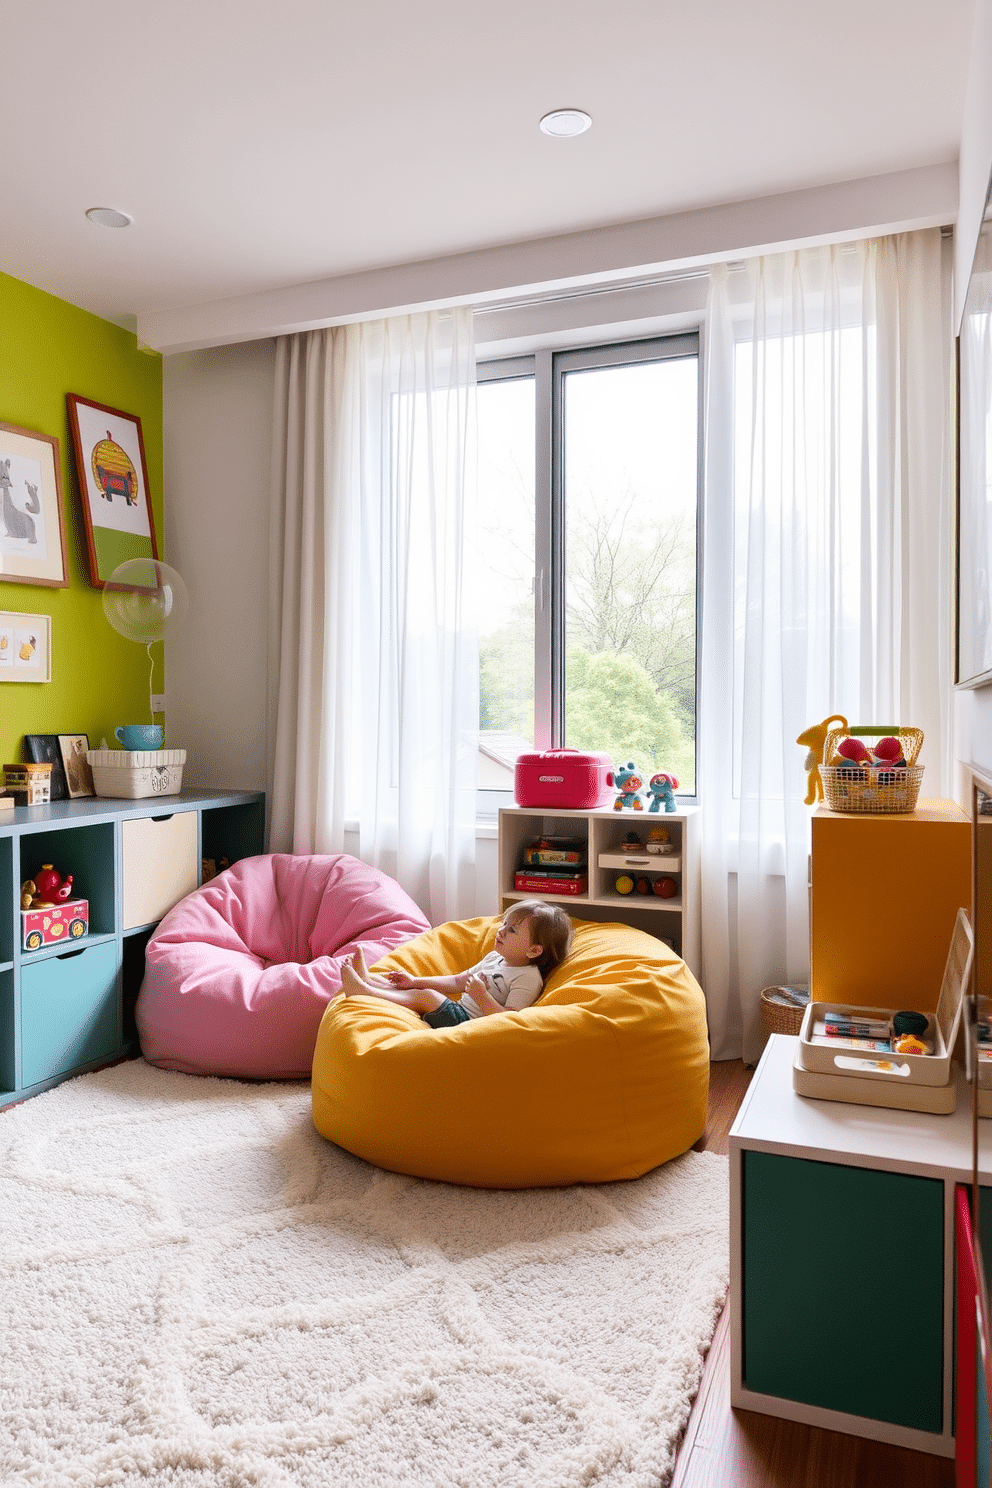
[
  {"left": 498, "top": 804, "right": 701, "bottom": 976},
  {"left": 730, "top": 1033, "right": 992, "bottom": 1457},
  {"left": 0, "top": 787, "right": 264, "bottom": 1107}
]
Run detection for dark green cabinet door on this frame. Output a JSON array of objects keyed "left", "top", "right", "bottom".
[{"left": 743, "top": 1150, "right": 943, "bottom": 1432}]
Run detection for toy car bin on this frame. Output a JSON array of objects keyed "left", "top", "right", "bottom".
[
  {"left": 792, "top": 907, "right": 971, "bottom": 1113},
  {"left": 22, "top": 897, "right": 89, "bottom": 952}
]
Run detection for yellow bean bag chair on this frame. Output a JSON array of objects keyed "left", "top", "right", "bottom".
[{"left": 311, "top": 915, "right": 709, "bottom": 1188}]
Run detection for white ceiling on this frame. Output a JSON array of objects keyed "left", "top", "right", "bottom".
[{"left": 0, "top": 0, "right": 977, "bottom": 339}]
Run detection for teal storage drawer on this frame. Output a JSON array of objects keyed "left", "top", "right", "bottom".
[
  {"left": 20, "top": 941, "right": 118, "bottom": 1088},
  {"left": 742, "top": 1150, "right": 944, "bottom": 1432}
]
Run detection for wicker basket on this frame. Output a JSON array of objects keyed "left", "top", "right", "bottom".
[
  {"left": 760, "top": 987, "right": 809, "bottom": 1038},
  {"left": 819, "top": 726, "right": 924, "bottom": 815}
]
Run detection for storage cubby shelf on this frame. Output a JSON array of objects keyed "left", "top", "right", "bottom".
[
  {"left": 0, "top": 787, "right": 264, "bottom": 1108},
  {"left": 498, "top": 804, "right": 700, "bottom": 977}
]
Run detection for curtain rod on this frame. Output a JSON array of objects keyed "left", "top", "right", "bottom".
[
  {"left": 472, "top": 266, "right": 727, "bottom": 319},
  {"left": 468, "top": 225, "right": 954, "bottom": 320}
]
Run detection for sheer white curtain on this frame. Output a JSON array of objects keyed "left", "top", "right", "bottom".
[
  {"left": 267, "top": 309, "right": 480, "bottom": 924},
  {"left": 700, "top": 231, "right": 954, "bottom": 1062}
]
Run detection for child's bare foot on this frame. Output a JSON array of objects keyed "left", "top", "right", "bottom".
[
  {"left": 340, "top": 962, "right": 364, "bottom": 998},
  {"left": 352, "top": 945, "right": 369, "bottom": 979}
]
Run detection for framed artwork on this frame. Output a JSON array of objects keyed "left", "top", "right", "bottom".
[
  {"left": 58, "top": 733, "right": 94, "bottom": 798},
  {"left": 0, "top": 611, "right": 51, "bottom": 683},
  {"left": 24, "top": 733, "right": 68, "bottom": 801},
  {"left": 66, "top": 394, "right": 158, "bottom": 589},
  {"left": 0, "top": 421, "right": 69, "bottom": 588}
]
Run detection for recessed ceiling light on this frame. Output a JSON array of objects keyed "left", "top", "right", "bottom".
[
  {"left": 85, "top": 207, "right": 133, "bottom": 229},
  {"left": 539, "top": 109, "right": 592, "bottom": 138}
]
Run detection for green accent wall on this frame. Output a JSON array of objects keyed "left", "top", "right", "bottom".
[{"left": 0, "top": 273, "right": 163, "bottom": 767}]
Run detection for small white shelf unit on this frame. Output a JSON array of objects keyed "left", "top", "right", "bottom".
[{"left": 498, "top": 804, "right": 701, "bottom": 979}]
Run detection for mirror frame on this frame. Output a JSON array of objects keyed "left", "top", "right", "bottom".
[{"left": 957, "top": 172, "right": 992, "bottom": 690}]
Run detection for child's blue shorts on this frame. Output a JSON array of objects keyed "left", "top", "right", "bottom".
[{"left": 423, "top": 999, "right": 472, "bottom": 1029}]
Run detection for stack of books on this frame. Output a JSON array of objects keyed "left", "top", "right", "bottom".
[{"left": 515, "top": 836, "right": 588, "bottom": 896}]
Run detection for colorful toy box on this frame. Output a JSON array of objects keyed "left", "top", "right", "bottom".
[
  {"left": 514, "top": 750, "right": 614, "bottom": 809},
  {"left": 21, "top": 897, "right": 89, "bottom": 951}
]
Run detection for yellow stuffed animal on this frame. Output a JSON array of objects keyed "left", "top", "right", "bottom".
[{"left": 796, "top": 714, "right": 849, "bottom": 805}]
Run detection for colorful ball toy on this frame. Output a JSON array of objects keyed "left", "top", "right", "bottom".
[{"left": 836, "top": 737, "right": 871, "bottom": 763}]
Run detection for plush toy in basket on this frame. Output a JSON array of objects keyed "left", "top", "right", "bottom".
[{"left": 818, "top": 725, "right": 924, "bottom": 814}]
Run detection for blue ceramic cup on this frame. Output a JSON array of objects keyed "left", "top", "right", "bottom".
[{"left": 115, "top": 724, "right": 164, "bottom": 751}]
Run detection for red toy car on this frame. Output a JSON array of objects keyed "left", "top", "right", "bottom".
[{"left": 21, "top": 898, "right": 89, "bottom": 951}]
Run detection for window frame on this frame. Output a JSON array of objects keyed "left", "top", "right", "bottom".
[{"left": 476, "top": 330, "right": 703, "bottom": 815}]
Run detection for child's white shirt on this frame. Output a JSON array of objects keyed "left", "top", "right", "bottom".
[{"left": 459, "top": 951, "right": 543, "bottom": 1019}]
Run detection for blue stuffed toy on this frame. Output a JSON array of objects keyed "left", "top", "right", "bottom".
[
  {"left": 646, "top": 772, "right": 679, "bottom": 813},
  {"left": 613, "top": 762, "right": 645, "bottom": 811}
]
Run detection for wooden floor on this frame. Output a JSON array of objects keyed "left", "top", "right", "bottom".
[{"left": 671, "top": 1061, "right": 956, "bottom": 1488}]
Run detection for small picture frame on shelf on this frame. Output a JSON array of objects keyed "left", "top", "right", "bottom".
[
  {"left": 24, "top": 733, "right": 69, "bottom": 801},
  {"left": 58, "top": 733, "right": 94, "bottom": 798},
  {"left": 0, "top": 612, "right": 51, "bottom": 683}
]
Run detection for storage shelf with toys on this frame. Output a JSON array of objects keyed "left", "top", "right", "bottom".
[
  {"left": 497, "top": 804, "right": 700, "bottom": 978},
  {"left": 0, "top": 787, "right": 264, "bottom": 1107}
]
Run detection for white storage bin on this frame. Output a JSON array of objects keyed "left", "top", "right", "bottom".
[
  {"left": 87, "top": 749, "right": 186, "bottom": 799},
  {"left": 793, "top": 908, "right": 972, "bottom": 1108}
]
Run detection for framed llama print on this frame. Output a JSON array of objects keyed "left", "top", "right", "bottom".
[
  {"left": 66, "top": 394, "right": 158, "bottom": 589},
  {"left": 0, "top": 422, "right": 69, "bottom": 588}
]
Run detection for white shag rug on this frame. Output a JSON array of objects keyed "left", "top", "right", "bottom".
[{"left": 0, "top": 1060, "right": 729, "bottom": 1488}]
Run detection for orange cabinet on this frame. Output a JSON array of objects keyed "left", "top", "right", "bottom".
[{"left": 810, "top": 799, "right": 970, "bottom": 1013}]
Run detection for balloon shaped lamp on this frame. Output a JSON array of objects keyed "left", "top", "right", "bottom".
[{"left": 102, "top": 558, "right": 189, "bottom": 723}]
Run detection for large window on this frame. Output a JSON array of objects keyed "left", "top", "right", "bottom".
[{"left": 476, "top": 333, "right": 701, "bottom": 806}]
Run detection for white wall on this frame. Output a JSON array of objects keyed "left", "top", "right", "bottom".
[{"left": 163, "top": 339, "right": 275, "bottom": 793}]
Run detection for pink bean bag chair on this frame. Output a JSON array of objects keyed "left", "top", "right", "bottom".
[{"left": 136, "top": 854, "right": 430, "bottom": 1078}]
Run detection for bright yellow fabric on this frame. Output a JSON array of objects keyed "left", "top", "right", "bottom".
[{"left": 311, "top": 916, "right": 710, "bottom": 1188}]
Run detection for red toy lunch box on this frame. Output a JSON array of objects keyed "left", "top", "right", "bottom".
[{"left": 514, "top": 749, "right": 614, "bottom": 809}]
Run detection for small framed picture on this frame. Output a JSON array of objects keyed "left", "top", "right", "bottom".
[
  {"left": 0, "top": 421, "right": 69, "bottom": 588},
  {"left": 66, "top": 394, "right": 158, "bottom": 589},
  {"left": 58, "top": 733, "right": 94, "bottom": 798},
  {"left": 0, "top": 612, "right": 51, "bottom": 684},
  {"left": 24, "top": 733, "right": 68, "bottom": 802}
]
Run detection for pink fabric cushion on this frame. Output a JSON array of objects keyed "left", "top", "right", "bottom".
[{"left": 136, "top": 853, "right": 430, "bottom": 1078}]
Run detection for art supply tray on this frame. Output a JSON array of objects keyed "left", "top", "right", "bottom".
[
  {"left": 792, "top": 1046, "right": 958, "bottom": 1114},
  {"left": 796, "top": 907, "right": 972, "bottom": 1091}
]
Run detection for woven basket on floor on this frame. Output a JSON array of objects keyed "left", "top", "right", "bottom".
[{"left": 760, "top": 987, "right": 807, "bottom": 1038}]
